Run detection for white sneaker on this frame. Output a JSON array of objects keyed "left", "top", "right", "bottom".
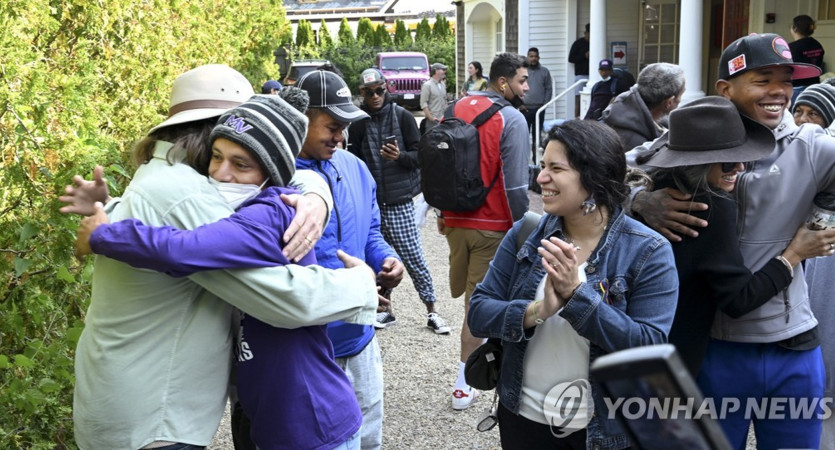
[
  {"left": 452, "top": 386, "right": 479, "bottom": 410},
  {"left": 374, "top": 311, "right": 397, "bottom": 329},
  {"left": 427, "top": 312, "right": 451, "bottom": 334}
]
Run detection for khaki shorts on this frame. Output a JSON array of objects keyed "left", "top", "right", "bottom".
[{"left": 444, "top": 227, "right": 506, "bottom": 301}]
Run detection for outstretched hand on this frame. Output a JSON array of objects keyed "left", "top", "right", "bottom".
[
  {"left": 59, "top": 165, "right": 111, "bottom": 216},
  {"left": 633, "top": 188, "right": 708, "bottom": 242}
]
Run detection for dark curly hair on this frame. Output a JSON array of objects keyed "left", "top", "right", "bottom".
[{"left": 545, "top": 120, "right": 628, "bottom": 213}]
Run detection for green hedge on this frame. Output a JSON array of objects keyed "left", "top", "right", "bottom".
[
  {"left": 0, "top": 1, "right": 286, "bottom": 447},
  {"left": 1, "top": 3, "right": 456, "bottom": 446}
]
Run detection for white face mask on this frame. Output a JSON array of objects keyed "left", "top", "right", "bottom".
[
  {"left": 209, "top": 178, "right": 267, "bottom": 210},
  {"left": 601, "top": 76, "right": 611, "bottom": 82}
]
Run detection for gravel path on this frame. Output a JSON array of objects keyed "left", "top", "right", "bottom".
[{"left": 207, "top": 190, "right": 757, "bottom": 449}]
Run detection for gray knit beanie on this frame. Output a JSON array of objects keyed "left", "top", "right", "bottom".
[
  {"left": 210, "top": 88, "right": 309, "bottom": 186},
  {"left": 793, "top": 83, "right": 835, "bottom": 127}
]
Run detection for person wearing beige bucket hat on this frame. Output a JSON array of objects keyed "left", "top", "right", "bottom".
[
  {"left": 630, "top": 34, "right": 835, "bottom": 449},
  {"left": 636, "top": 97, "right": 827, "bottom": 383},
  {"left": 71, "top": 88, "right": 373, "bottom": 450},
  {"left": 59, "top": 64, "right": 379, "bottom": 449}
]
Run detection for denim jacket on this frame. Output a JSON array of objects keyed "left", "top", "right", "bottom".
[{"left": 468, "top": 207, "right": 678, "bottom": 450}]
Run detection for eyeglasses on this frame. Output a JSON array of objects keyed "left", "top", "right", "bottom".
[
  {"left": 721, "top": 162, "right": 741, "bottom": 173},
  {"left": 363, "top": 87, "right": 386, "bottom": 98},
  {"left": 476, "top": 392, "right": 499, "bottom": 432}
]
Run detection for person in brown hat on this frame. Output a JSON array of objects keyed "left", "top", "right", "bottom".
[
  {"left": 639, "top": 97, "right": 825, "bottom": 381},
  {"left": 58, "top": 65, "right": 378, "bottom": 449},
  {"left": 631, "top": 34, "right": 835, "bottom": 449}
]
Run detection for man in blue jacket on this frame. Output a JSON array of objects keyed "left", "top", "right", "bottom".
[{"left": 297, "top": 69, "right": 405, "bottom": 450}]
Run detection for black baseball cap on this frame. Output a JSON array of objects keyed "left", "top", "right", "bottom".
[
  {"left": 297, "top": 70, "right": 369, "bottom": 123},
  {"left": 719, "top": 33, "right": 821, "bottom": 80}
]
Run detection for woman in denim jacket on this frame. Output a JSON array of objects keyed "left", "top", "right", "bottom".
[{"left": 468, "top": 120, "right": 679, "bottom": 450}]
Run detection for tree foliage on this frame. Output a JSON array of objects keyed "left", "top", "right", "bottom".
[
  {"left": 414, "top": 17, "right": 433, "bottom": 44},
  {"left": 279, "top": 22, "right": 294, "bottom": 47},
  {"left": 432, "top": 14, "right": 451, "bottom": 40},
  {"left": 356, "top": 18, "right": 375, "bottom": 46},
  {"left": 0, "top": 0, "right": 288, "bottom": 446},
  {"left": 337, "top": 17, "right": 355, "bottom": 47},
  {"left": 393, "top": 19, "right": 412, "bottom": 46},
  {"left": 375, "top": 24, "right": 392, "bottom": 48},
  {"left": 318, "top": 19, "right": 334, "bottom": 49},
  {"left": 295, "top": 19, "right": 315, "bottom": 49}
]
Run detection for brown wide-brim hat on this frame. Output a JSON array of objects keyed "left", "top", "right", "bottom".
[{"left": 645, "top": 96, "right": 775, "bottom": 169}]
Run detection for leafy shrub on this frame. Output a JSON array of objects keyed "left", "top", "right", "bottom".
[
  {"left": 0, "top": 3, "right": 455, "bottom": 446},
  {"left": 0, "top": 0, "right": 286, "bottom": 447}
]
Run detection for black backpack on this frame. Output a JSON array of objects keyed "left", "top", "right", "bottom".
[{"left": 418, "top": 101, "right": 506, "bottom": 211}]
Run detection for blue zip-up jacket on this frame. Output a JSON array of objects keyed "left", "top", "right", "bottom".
[
  {"left": 468, "top": 208, "right": 679, "bottom": 450},
  {"left": 297, "top": 150, "right": 399, "bottom": 358}
]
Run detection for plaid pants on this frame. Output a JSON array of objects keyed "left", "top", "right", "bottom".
[{"left": 379, "top": 200, "right": 437, "bottom": 304}]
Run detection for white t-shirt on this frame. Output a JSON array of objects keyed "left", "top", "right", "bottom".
[{"left": 518, "top": 266, "right": 591, "bottom": 429}]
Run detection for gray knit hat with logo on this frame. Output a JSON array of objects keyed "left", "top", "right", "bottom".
[
  {"left": 793, "top": 83, "right": 835, "bottom": 127},
  {"left": 210, "top": 87, "right": 309, "bottom": 186}
]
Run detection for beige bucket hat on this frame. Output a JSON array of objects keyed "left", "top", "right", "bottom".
[{"left": 148, "top": 64, "right": 255, "bottom": 134}]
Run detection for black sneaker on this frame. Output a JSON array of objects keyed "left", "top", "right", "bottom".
[
  {"left": 427, "top": 312, "right": 451, "bottom": 334},
  {"left": 374, "top": 311, "right": 397, "bottom": 329}
]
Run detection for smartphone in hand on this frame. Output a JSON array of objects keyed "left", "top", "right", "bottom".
[{"left": 384, "top": 135, "right": 396, "bottom": 146}]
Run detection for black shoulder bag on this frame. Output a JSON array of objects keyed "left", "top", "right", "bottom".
[{"left": 464, "top": 211, "right": 541, "bottom": 390}]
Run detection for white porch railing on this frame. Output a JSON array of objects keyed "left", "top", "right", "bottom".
[{"left": 533, "top": 79, "right": 588, "bottom": 164}]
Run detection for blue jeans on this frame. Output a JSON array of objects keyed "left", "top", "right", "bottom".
[
  {"left": 698, "top": 339, "right": 825, "bottom": 450},
  {"left": 331, "top": 429, "right": 361, "bottom": 450}
]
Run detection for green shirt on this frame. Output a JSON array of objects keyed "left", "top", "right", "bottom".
[{"left": 73, "top": 141, "right": 376, "bottom": 449}]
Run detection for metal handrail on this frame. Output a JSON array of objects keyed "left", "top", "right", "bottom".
[{"left": 534, "top": 79, "right": 588, "bottom": 163}]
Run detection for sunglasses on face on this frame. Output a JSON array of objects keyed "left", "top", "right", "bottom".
[
  {"left": 721, "top": 162, "right": 740, "bottom": 173},
  {"left": 363, "top": 87, "right": 386, "bottom": 98}
]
